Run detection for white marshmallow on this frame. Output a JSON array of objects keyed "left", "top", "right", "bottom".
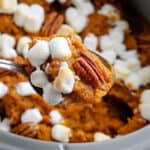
[
  {"left": 14, "top": 4, "right": 45, "bottom": 33},
  {"left": 76, "top": 1, "right": 94, "bottom": 16},
  {"left": 120, "top": 50, "right": 139, "bottom": 61},
  {"left": 65, "top": 7, "right": 88, "bottom": 33},
  {"left": 0, "top": 0, "right": 18, "bottom": 14},
  {"left": 0, "top": 34, "right": 17, "bottom": 58},
  {"left": 0, "top": 34, "right": 16, "bottom": 49},
  {"left": 139, "top": 104, "right": 150, "bottom": 121},
  {"left": 84, "top": 33, "right": 98, "bottom": 50},
  {"left": 28, "top": 40, "right": 50, "bottom": 67},
  {"left": 109, "top": 28, "right": 124, "bottom": 43},
  {"left": 126, "top": 58, "right": 141, "bottom": 72},
  {"left": 16, "top": 81, "right": 36, "bottom": 96},
  {"left": 94, "top": 132, "right": 111, "bottom": 142},
  {"left": 139, "top": 66, "right": 150, "bottom": 86},
  {"left": 125, "top": 72, "right": 142, "bottom": 90},
  {"left": 0, "top": 118, "right": 10, "bottom": 132},
  {"left": 57, "top": 24, "right": 75, "bottom": 35},
  {"left": 114, "top": 43, "right": 126, "bottom": 56},
  {"left": 49, "top": 110, "right": 63, "bottom": 125},
  {"left": 17, "top": 36, "right": 31, "bottom": 58},
  {"left": 140, "top": 90, "right": 150, "bottom": 104},
  {"left": 49, "top": 37, "right": 72, "bottom": 59},
  {"left": 30, "top": 69, "right": 48, "bottom": 88},
  {"left": 43, "top": 83, "right": 64, "bottom": 105},
  {"left": 114, "top": 59, "right": 131, "bottom": 80},
  {"left": 21, "top": 108, "right": 42, "bottom": 123},
  {"left": 100, "top": 35, "right": 115, "bottom": 51},
  {"left": 51, "top": 124, "right": 71, "bottom": 142},
  {"left": 114, "top": 20, "right": 129, "bottom": 31},
  {"left": 98, "top": 4, "right": 120, "bottom": 24},
  {"left": 53, "top": 62, "right": 75, "bottom": 94},
  {"left": 13, "top": 3, "right": 30, "bottom": 27},
  {"left": 100, "top": 50, "right": 117, "bottom": 64},
  {"left": 0, "top": 46, "right": 17, "bottom": 58},
  {"left": 24, "top": 5, "right": 45, "bottom": 33},
  {"left": 0, "top": 82, "right": 8, "bottom": 98}
]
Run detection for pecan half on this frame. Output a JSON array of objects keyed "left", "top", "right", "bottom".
[
  {"left": 136, "top": 34, "right": 150, "bottom": 65},
  {"left": 11, "top": 122, "right": 39, "bottom": 138},
  {"left": 73, "top": 51, "right": 107, "bottom": 88},
  {"left": 41, "top": 12, "right": 64, "bottom": 36}
]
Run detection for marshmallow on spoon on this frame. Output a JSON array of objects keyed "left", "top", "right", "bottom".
[{"left": 28, "top": 40, "right": 50, "bottom": 67}]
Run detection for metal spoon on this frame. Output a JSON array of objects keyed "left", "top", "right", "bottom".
[{"left": 0, "top": 59, "right": 43, "bottom": 95}]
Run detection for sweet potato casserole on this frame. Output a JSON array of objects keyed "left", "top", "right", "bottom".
[{"left": 0, "top": 0, "right": 150, "bottom": 143}]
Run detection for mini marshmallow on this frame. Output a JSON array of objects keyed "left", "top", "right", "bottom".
[
  {"left": 0, "top": 82, "right": 8, "bottom": 98},
  {"left": 0, "top": 118, "right": 10, "bottom": 132},
  {"left": 94, "top": 132, "right": 111, "bottom": 142},
  {"left": 24, "top": 5, "right": 45, "bottom": 33},
  {"left": 100, "top": 50, "right": 117, "bottom": 64},
  {"left": 114, "top": 43, "right": 126, "bottom": 56},
  {"left": 139, "top": 66, "right": 150, "bottom": 86},
  {"left": 140, "top": 90, "right": 150, "bottom": 104},
  {"left": 57, "top": 24, "right": 75, "bottom": 35},
  {"left": 43, "top": 83, "right": 64, "bottom": 105},
  {"left": 125, "top": 72, "right": 142, "bottom": 90},
  {"left": 75, "top": 1, "right": 94, "bottom": 16},
  {"left": 126, "top": 58, "right": 141, "bottom": 72},
  {"left": 98, "top": 4, "right": 120, "bottom": 24},
  {"left": 120, "top": 50, "right": 139, "bottom": 61},
  {"left": 114, "top": 59, "right": 131, "bottom": 80},
  {"left": 84, "top": 33, "right": 98, "bottom": 50},
  {"left": 100, "top": 35, "right": 115, "bottom": 51},
  {"left": 49, "top": 110, "right": 63, "bottom": 125},
  {"left": 109, "top": 28, "right": 124, "bottom": 43},
  {"left": 65, "top": 7, "right": 88, "bottom": 33},
  {"left": 49, "top": 37, "right": 72, "bottom": 59},
  {"left": 16, "top": 81, "right": 36, "bottom": 96},
  {"left": 100, "top": 35, "right": 126, "bottom": 56},
  {"left": 53, "top": 62, "right": 75, "bottom": 94},
  {"left": 51, "top": 124, "right": 71, "bottom": 142},
  {"left": 30, "top": 69, "right": 48, "bottom": 88},
  {"left": 0, "top": 0, "right": 18, "bottom": 14},
  {"left": 0, "top": 34, "right": 16, "bottom": 49},
  {"left": 21, "top": 108, "right": 42, "bottom": 123},
  {"left": 17, "top": 36, "right": 32, "bottom": 58},
  {"left": 114, "top": 20, "right": 129, "bottom": 31},
  {"left": 14, "top": 4, "right": 45, "bottom": 33},
  {"left": 13, "top": 3, "right": 30, "bottom": 27},
  {"left": 0, "top": 34, "right": 17, "bottom": 58},
  {"left": 28, "top": 40, "right": 50, "bottom": 67},
  {"left": 0, "top": 46, "right": 17, "bottom": 58},
  {"left": 139, "top": 104, "right": 150, "bottom": 121}
]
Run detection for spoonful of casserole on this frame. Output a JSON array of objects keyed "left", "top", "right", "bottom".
[{"left": 0, "top": 34, "right": 114, "bottom": 104}]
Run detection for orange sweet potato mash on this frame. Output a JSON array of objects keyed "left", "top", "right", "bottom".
[{"left": 0, "top": 0, "right": 149, "bottom": 143}]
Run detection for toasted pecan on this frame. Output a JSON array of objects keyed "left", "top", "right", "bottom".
[
  {"left": 41, "top": 11, "right": 64, "bottom": 36},
  {"left": 136, "top": 34, "right": 150, "bottom": 65},
  {"left": 11, "top": 122, "right": 39, "bottom": 138},
  {"left": 73, "top": 51, "right": 110, "bottom": 89}
]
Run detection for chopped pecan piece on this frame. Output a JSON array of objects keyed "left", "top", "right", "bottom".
[
  {"left": 11, "top": 122, "right": 39, "bottom": 138},
  {"left": 136, "top": 34, "right": 150, "bottom": 65},
  {"left": 41, "top": 12, "right": 64, "bottom": 36}
]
